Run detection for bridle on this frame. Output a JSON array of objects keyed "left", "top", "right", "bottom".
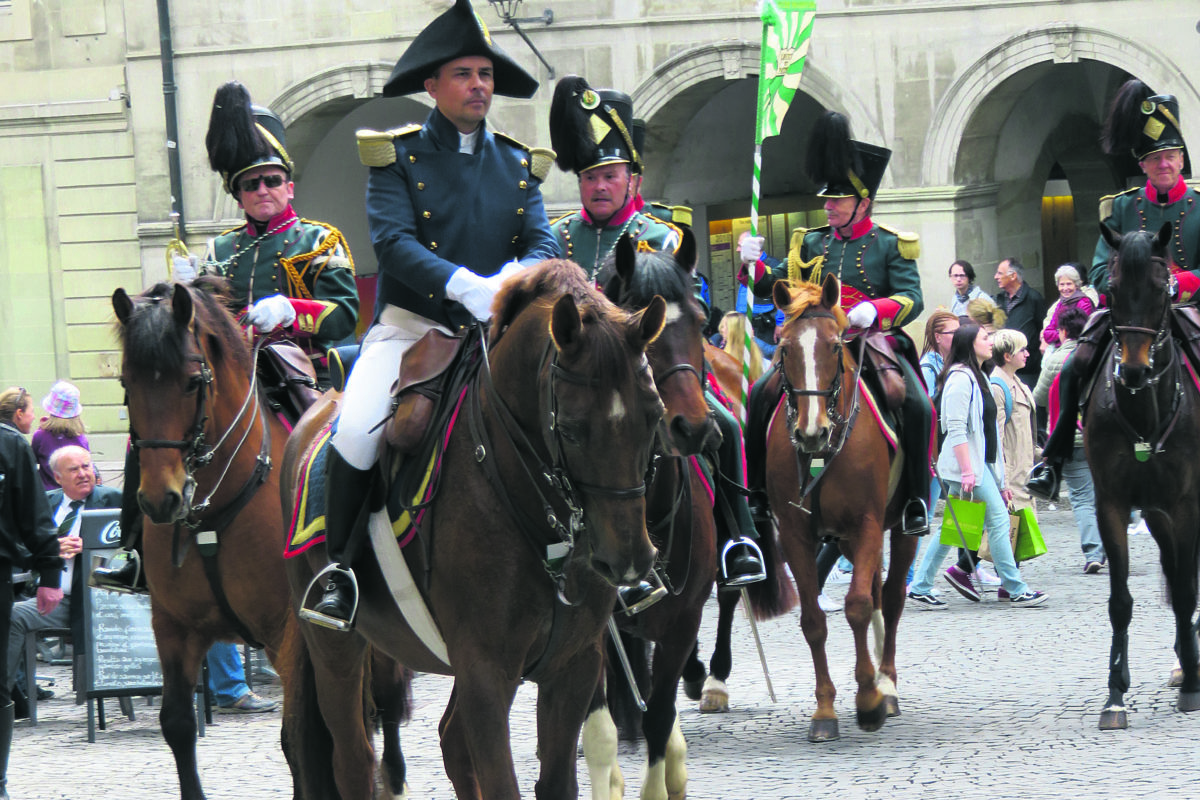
[
  {"left": 1109, "top": 255, "right": 1175, "bottom": 392},
  {"left": 468, "top": 325, "right": 656, "bottom": 603}
]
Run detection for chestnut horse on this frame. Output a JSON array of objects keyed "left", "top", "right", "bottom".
[
  {"left": 767, "top": 274, "right": 916, "bottom": 742},
  {"left": 1085, "top": 222, "right": 1200, "bottom": 729},
  {"left": 282, "top": 261, "right": 666, "bottom": 799},
  {"left": 113, "top": 278, "right": 407, "bottom": 799}
]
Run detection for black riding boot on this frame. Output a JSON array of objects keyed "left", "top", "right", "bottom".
[
  {"left": 91, "top": 447, "right": 148, "bottom": 593},
  {"left": 0, "top": 700, "right": 14, "bottom": 799},
  {"left": 898, "top": 359, "right": 933, "bottom": 535},
  {"left": 709, "top": 395, "right": 765, "bottom": 588},
  {"left": 299, "top": 448, "right": 374, "bottom": 631}
]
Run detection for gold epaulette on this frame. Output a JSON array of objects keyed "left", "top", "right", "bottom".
[
  {"left": 648, "top": 202, "right": 693, "bottom": 226},
  {"left": 1099, "top": 186, "right": 1138, "bottom": 222},
  {"left": 494, "top": 131, "right": 556, "bottom": 182},
  {"left": 878, "top": 223, "right": 920, "bottom": 260},
  {"left": 549, "top": 210, "right": 578, "bottom": 226},
  {"left": 355, "top": 125, "right": 421, "bottom": 167}
]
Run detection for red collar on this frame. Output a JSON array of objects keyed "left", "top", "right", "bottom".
[
  {"left": 581, "top": 197, "right": 638, "bottom": 228},
  {"left": 833, "top": 216, "right": 874, "bottom": 241},
  {"left": 1143, "top": 177, "right": 1189, "bottom": 205},
  {"left": 247, "top": 205, "right": 299, "bottom": 236}
]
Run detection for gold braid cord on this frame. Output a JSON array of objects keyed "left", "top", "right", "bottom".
[
  {"left": 277, "top": 222, "right": 355, "bottom": 301},
  {"left": 790, "top": 252, "right": 825, "bottom": 284}
]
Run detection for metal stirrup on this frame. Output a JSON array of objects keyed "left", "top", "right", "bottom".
[{"left": 298, "top": 563, "right": 359, "bottom": 632}]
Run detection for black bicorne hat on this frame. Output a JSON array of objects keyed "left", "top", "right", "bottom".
[
  {"left": 1101, "top": 78, "right": 1189, "bottom": 173},
  {"left": 549, "top": 75, "right": 641, "bottom": 175},
  {"left": 804, "top": 111, "right": 890, "bottom": 200},
  {"left": 382, "top": 0, "right": 538, "bottom": 99},
  {"left": 205, "top": 81, "right": 294, "bottom": 196}
]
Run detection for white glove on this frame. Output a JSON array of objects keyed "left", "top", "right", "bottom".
[
  {"left": 245, "top": 294, "right": 297, "bottom": 333},
  {"left": 847, "top": 302, "right": 878, "bottom": 329},
  {"left": 172, "top": 254, "right": 199, "bottom": 283},
  {"left": 446, "top": 267, "right": 499, "bottom": 322},
  {"left": 738, "top": 235, "right": 765, "bottom": 264}
]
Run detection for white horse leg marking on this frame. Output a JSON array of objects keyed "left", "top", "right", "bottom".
[
  {"left": 582, "top": 707, "right": 622, "bottom": 800},
  {"left": 664, "top": 714, "right": 688, "bottom": 800},
  {"left": 872, "top": 608, "right": 885, "bottom": 663},
  {"left": 796, "top": 326, "right": 822, "bottom": 438}
]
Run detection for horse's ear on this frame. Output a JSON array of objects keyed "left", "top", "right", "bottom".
[
  {"left": 1100, "top": 222, "right": 1121, "bottom": 253},
  {"left": 674, "top": 227, "right": 697, "bottom": 272},
  {"left": 634, "top": 295, "right": 667, "bottom": 350},
  {"left": 549, "top": 293, "right": 583, "bottom": 355},
  {"left": 614, "top": 233, "right": 636, "bottom": 286},
  {"left": 112, "top": 288, "right": 133, "bottom": 326},
  {"left": 772, "top": 280, "right": 791, "bottom": 313},
  {"left": 171, "top": 282, "right": 194, "bottom": 327},
  {"left": 1154, "top": 221, "right": 1173, "bottom": 250},
  {"left": 821, "top": 272, "right": 840, "bottom": 309}
]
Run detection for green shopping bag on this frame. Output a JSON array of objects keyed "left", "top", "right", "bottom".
[
  {"left": 1014, "top": 507, "right": 1047, "bottom": 561},
  {"left": 939, "top": 492, "right": 986, "bottom": 550}
]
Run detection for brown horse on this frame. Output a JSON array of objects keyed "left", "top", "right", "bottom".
[
  {"left": 1085, "top": 223, "right": 1200, "bottom": 729},
  {"left": 283, "top": 260, "right": 666, "bottom": 799},
  {"left": 114, "top": 278, "right": 407, "bottom": 799},
  {"left": 766, "top": 274, "right": 916, "bottom": 742}
]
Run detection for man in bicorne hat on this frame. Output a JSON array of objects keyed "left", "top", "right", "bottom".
[
  {"left": 92, "top": 81, "right": 360, "bottom": 593},
  {"left": 1028, "top": 79, "right": 1200, "bottom": 501},
  {"left": 302, "top": 0, "right": 558, "bottom": 630},
  {"left": 547, "top": 76, "right": 765, "bottom": 607},
  {"left": 741, "top": 110, "right": 933, "bottom": 538}
]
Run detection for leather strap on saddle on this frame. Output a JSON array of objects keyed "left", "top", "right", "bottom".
[
  {"left": 859, "top": 331, "right": 906, "bottom": 411},
  {"left": 1171, "top": 304, "right": 1200, "bottom": 371},
  {"left": 260, "top": 341, "right": 322, "bottom": 425},
  {"left": 385, "top": 328, "right": 472, "bottom": 453}
]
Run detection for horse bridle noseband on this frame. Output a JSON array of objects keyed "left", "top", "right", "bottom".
[{"left": 1110, "top": 263, "right": 1174, "bottom": 391}]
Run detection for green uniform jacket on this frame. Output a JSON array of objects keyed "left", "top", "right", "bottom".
[
  {"left": 205, "top": 208, "right": 359, "bottom": 356},
  {"left": 1091, "top": 180, "right": 1200, "bottom": 297},
  {"left": 755, "top": 220, "right": 923, "bottom": 330},
  {"left": 551, "top": 208, "right": 682, "bottom": 281}
]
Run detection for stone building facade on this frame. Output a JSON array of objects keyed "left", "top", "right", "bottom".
[{"left": 1, "top": 0, "right": 1197, "bottom": 457}]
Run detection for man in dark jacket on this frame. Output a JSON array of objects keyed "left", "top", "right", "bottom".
[
  {"left": 993, "top": 257, "right": 1046, "bottom": 389},
  {"left": 0, "top": 386, "right": 64, "bottom": 797}
]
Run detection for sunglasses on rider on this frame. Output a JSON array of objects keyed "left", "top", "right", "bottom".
[{"left": 237, "top": 174, "right": 287, "bottom": 194}]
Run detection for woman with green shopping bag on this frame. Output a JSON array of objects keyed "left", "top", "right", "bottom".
[{"left": 907, "top": 323, "right": 1048, "bottom": 608}]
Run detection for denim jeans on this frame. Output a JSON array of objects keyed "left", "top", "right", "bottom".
[
  {"left": 909, "top": 467, "right": 1030, "bottom": 597},
  {"left": 1062, "top": 446, "right": 1105, "bottom": 563},
  {"left": 206, "top": 641, "right": 250, "bottom": 706}
]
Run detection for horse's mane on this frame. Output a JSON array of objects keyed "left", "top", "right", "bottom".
[
  {"left": 778, "top": 280, "right": 848, "bottom": 328},
  {"left": 118, "top": 276, "right": 251, "bottom": 380},
  {"left": 490, "top": 259, "right": 645, "bottom": 391},
  {"left": 600, "top": 247, "right": 698, "bottom": 312}
]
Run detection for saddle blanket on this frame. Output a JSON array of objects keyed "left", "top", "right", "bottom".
[{"left": 284, "top": 386, "right": 469, "bottom": 558}]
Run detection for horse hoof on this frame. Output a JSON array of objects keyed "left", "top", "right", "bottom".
[
  {"left": 699, "top": 676, "right": 729, "bottom": 713},
  {"left": 1169, "top": 667, "right": 1183, "bottom": 688},
  {"left": 683, "top": 675, "right": 704, "bottom": 701},
  {"left": 1178, "top": 691, "right": 1200, "bottom": 713},
  {"left": 856, "top": 702, "right": 888, "bottom": 732},
  {"left": 808, "top": 717, "right": 840, "bottom": 742},
  {"left": 1099, "top": 708, "right": 1128, "bottom": 730},
  {"left": 883, "top": 695, "right": 901, "bottom": 717}
]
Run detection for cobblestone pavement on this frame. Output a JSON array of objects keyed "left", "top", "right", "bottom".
[{"left": 13, "top": 501, "right": 1199, "bottom": 799}]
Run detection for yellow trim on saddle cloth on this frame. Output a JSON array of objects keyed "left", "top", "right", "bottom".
[
  {"left": 390, "top": 449, "right": 440, "bottom": 541},
  {"left": 289, "top": 426, "right": 334, "bottom": 552},
  {"left": 278, "top": 221, "right": 354, "bottom": 302}
]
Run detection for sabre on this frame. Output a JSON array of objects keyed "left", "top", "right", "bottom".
[
  {"left": 741, "top": 586, "right": 776, "bottom": 703},
  {"left": 607, "top": 616, "right": 647, "bottom": 712}
]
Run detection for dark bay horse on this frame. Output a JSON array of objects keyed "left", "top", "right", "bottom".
[
  {"left": 1085, "top": 222, "right": 1200, "bottom": 729},
  {"left": 578, "top": 231, "right": 717, "bottom": 799},
  {"left": 766, "top": 274, "right": 916, "bottom": 742},
  {"left": 114, "top": 278, "right": 407, "bottom": 799},
  {"left": 282, "top": 260, "right": 666, "bottom": 799}
]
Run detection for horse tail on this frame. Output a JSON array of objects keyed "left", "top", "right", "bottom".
[
  {"left": 743, "top": 518, "right": 799, "bottom": 620},
  {"left": 279, "top": 619, "right": 341, "bottom": 800},
  {"left": 606, "top": 630, "right": 649, "bottom": 743}
]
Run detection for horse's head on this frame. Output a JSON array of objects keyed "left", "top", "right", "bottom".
[
  {"left": 114, "top": 277, "right": 252, "bottom": 524},
  {"left": 1104, "top": 221, "right": 1173, "bottom": 390},
  {"left": 773, "top": 273, "right": 849, "bottom": 453},
  {"left": 603, "top": 229, "right": 717, "bottom": 456},
  {"left": 490, "top": 260, "right": 665, "bottom": 587}
]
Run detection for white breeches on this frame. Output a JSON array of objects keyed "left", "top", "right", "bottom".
[{"left": 330, "top": 305, "right": 452, "bottom": 470}]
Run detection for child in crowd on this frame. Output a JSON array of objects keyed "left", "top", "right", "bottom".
[{"left": 32, "top": 381, "right": 91, "bottom": 490}]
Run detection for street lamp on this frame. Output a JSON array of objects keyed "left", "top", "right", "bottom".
[{"left": 487, "top": 0, "right": 556, "bottom": 79}]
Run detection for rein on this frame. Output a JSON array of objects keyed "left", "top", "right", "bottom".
[{"left": 467, "top": 326, "right": 652, "bottom": 605}]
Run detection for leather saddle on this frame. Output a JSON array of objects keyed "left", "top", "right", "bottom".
[
  {"left": 857, "top": 331, "right": 907, "bottom": 411},
  {"left": 259, "top": 341, "right": 322, "bottom": 426}
]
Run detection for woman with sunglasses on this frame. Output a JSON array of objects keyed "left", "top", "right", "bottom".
[{"left": 1, "top": 386, "right": 67, "bottom": 794}]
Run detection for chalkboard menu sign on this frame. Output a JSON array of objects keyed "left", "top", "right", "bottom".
[{"left": 78, "top": 510, "right": 164, "bottom": 697}]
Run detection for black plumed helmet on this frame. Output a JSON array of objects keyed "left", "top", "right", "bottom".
[
  {"left": 1101, "top": 78, "right": 1188, "bottom": 169},
  {"left": 205, "top": 81, "right": 294, "bottom": 195},
  {"left": 804, "top": 111, "right": 890, "bottom": 199},
  {"left": 549, "top": 75, "right": 639, "bottom": 175}
]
